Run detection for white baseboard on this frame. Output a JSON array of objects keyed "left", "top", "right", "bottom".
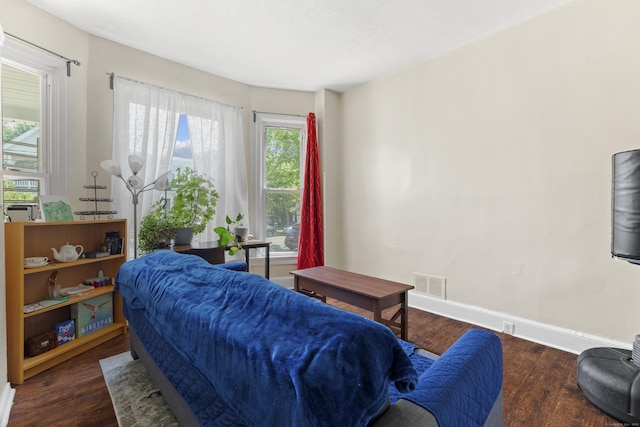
[
  {"left": 0, "top": 382, "right": 15, "bottom": 427},
  {"left": 409, "top": 291, "right": 631, "bottom": 355},
  {"left": 271, "top": 275, "right": 294, "bottom": 289}
]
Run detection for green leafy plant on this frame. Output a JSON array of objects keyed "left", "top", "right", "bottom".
[
  {"left": 214, "top": 213, "right": 244, "bottom": 256},
  {"left": 138, "top": 207, "right": 176, "bottom": 254},
  {"left": 138, "top": 167, "right": 219, "bottom": 253},
  {"left": 167, "top": 167, "right": 219, "bottom": 235}
]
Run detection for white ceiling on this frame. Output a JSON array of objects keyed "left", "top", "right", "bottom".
[{"left": 27, "top": 0, "right": 571, "bottom": 92}]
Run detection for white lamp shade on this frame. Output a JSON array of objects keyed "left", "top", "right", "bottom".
[
  {"left": 128, "top": 155, "right": 144, "bottom": 174},
  {"left": 153, "top": 171, "right": 172, "bottom": 190},
  {"left": 100, "top": 160, "right": 122, "bottom": 177},
  {"left": 127, "top": 175, "right": 144, "bottom": 190}
]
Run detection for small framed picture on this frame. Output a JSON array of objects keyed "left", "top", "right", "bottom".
[{"left": 40, "top": 196, "right": 74, "bottom": 222}]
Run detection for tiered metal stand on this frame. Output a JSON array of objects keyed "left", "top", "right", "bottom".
[{"left": 74, "top": 171, "right": 117, "bottom": 220}]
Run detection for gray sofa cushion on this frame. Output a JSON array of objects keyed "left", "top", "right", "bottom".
[{"left": 371, "top": 399, "right": 439, "bottom": 427}]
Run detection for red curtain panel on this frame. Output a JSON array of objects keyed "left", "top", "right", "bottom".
[{"left": 297, "top": 113, "right": 324, "bottom": 269}]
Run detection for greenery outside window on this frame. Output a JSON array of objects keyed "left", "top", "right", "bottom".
[
  {"left": 1, "top": 38, "right": 68, "bottom": 214},
  {"left": 252, "top": 113, "right": 306, "bottom": 256}
]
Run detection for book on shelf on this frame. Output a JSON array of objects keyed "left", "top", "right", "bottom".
[
  {"left": 84, "top": 250, "right": 111, "bottom": 258},
  {"left": 23, "top": 297, "right": 70, "bottom": 314}
]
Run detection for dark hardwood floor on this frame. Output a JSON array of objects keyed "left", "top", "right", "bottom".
[
  {"left": 8, "top": 303, "right": 616, "bottom": 426},
  {"left": 8, "top": 333, "right": 129, "bottom": 427}
]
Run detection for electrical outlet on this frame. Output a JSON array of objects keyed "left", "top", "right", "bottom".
[{"left": 502, "top": 321, "right": 515, "bottom": 335}]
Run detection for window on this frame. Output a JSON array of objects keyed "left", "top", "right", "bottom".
[
  {"left": 1, "top": 38, "right": 68, "bottom": 213},
  {"left": 170, "top": 114, "right": 194, "bottom": 173},
  {"left": 252, "top": 113, "right": 306, "bottom": 255},
  {"left": 163, "top": 113, "right": 194, "bottom": 208}
]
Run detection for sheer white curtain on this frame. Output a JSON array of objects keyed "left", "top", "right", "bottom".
[
  {"left": 111, "top": 76, "right": 248, "bottom": 254},
  {"left": 111, "top": 77, "right": 179, "bottom": 257},
  {"left": 185, "top": 96, "right": 248, "bottom": 244}
]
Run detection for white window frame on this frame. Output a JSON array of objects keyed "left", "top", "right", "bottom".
[
  {"left": 251, "top": 112, "right": 306, "bottom": 260},
  {"left": 1, "top": 37, "right": 68, "bottom": 203}
]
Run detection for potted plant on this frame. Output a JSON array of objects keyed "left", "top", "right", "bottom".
[
  {"left": 138, "top": 167, "right": 219, "bottom": 251},
  {"left": 214, "top": 213, "right": 245, "bottom": 256},
  {"left": 167, "top": 167, "right": 219, "bottom": 245},
  {"left": 138, "top": 207, "right": 176, "bottom": 254}
]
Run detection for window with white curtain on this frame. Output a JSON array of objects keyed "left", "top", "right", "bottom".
[
  {"left": 111, "top": 76, "right": 248, "bottom": 255},
  {"left": 1, "top": 37, "right": 68, "bottom": 212}
]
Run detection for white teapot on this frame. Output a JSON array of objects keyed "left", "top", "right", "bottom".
[{"left": 51, "top": 242, "right": 84, "bottom": 262}]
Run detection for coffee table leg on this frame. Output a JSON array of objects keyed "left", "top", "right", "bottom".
[
  {"left": 401, "top": 292, "right": 408, "bottom": 340},
  {"left": 373, "top": 304, "right": 382, "bottom": 324}
]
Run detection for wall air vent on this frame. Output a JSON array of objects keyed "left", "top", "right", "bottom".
[{"left": 412, "top": 272, "right": 446, "bottom": 300}]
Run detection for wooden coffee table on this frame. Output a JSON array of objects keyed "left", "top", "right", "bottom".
[{"left": 290, "top": 266, "right": 414, "bottom": 339}]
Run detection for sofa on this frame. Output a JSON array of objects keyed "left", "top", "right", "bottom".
[{"left": 115, "top": 250, "right": 503, "bottom": 427}]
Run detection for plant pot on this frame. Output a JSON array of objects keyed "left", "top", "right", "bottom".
[
  {"left": 234, "top": 227, "right": 249, "bottom": 242},
  {"left": 155, "top": 240, "right": 170, "bottom": 250},
  {"left": 174, "top": 227, "right": 194, "bottom": 245}
]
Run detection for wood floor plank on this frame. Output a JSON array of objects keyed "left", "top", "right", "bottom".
[
  {"left": 7, "top": 305, "right": 618, "bottom": 427},
  {"left": 500, "top": 335, "right": 545, "bottom": 401},
  {"left": 8, "top": 333, "right": 128, "bottom": 427},
  {"left": 508, "top": 347, "right": 576, "bottom": 426},
  {"left": 549, "top": 370, "right": 611, "bottom": 427},
  {"left": 74, "top": 388, "right": 118, "bottom": 427}
]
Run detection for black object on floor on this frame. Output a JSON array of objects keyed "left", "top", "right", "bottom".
[{"left": 577, "top": 347, "right": 640, "bottom": 424}]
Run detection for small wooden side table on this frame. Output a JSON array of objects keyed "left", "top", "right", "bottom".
[
  {"left": 290, "top": 266, "right": 414, "bottom": 339},
  {"left": 174, "top": 240, "right": 271, "bottom": 278}
]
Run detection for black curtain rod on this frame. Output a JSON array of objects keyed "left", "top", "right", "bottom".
[{"left": 5, "top": 32, "right": 80, "bottom": 77}]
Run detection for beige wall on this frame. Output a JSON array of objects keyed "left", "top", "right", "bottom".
[
  {"left": 315, "top": 89, "right": 343, "bottom": 266},
  {"left": 339, "top": 0, "right": 640, "bottom": 344}
]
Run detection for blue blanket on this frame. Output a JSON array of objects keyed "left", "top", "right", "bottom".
[
  {"left": 116, "top": 251, "right": 417, "bottom": 427},
  {"left": 402, "top": 329, "right": 503, "bottom": 427},
  {"left": 389, "top": 340, "right": 435, "bottom": 404}
]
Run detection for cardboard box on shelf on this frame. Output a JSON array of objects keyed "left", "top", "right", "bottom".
[
  {"left": 71, "top": 294, "right": 113, "bottom": 337},
  {"left": 54, "top": 319, "right": 75, "bottom": 344}
]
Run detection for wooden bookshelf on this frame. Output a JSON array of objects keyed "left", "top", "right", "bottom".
[{"left": 5, "top": 219, "right": 128, "bottom": 384}]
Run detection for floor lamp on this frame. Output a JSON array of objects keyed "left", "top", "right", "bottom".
[{"left": 101, "top": 155, "right": 170, "bottom": 258}]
